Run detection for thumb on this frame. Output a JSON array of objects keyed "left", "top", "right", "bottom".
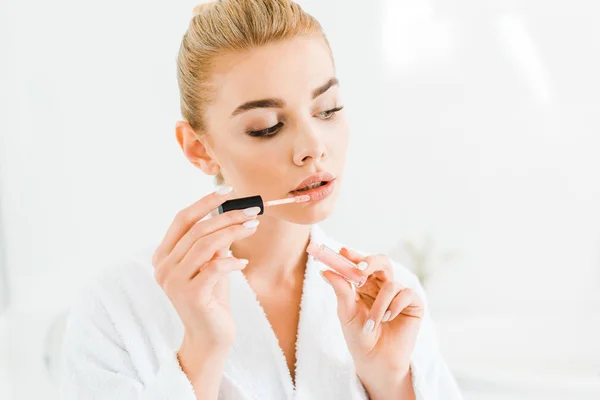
[{"left": 320, "top": 270, "right": 357, "bottom": 323}]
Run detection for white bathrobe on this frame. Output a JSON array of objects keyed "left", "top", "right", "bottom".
[{"left": 60, "top": 224, "right": 462, "bottom": 399}]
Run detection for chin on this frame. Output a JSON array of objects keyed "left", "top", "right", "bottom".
[{"left": 287, "top": 206, "right": 334, "bottom": 225}]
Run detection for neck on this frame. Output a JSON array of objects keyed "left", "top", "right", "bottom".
[{"left": 229, "top": 216, "right": 311, "bottom": 286}]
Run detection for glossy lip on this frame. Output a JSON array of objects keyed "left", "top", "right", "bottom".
[
  {"left": 291, "top": 171, "right": 335, "bottom": 192},
  {"left": 290, "top": 179, "right": 335, "bottom": 202}
]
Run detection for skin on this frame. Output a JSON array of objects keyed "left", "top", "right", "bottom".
[{"left": 166, "top": 36, "right": 420, "bottom": 399}]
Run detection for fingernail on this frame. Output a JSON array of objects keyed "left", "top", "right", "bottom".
[
  {"left": 216, "top": 186, "right": 233, "bottom": 195},
  {"left": 356, "top": 261, "right": 368, "bottom": 271},
  {"left": 363, "top": 318, "right": 375, "bottom": 334},
  {"left": 243, "top": 219, "right": 260, "bottom": 229},
  {"left": 383, "top": 310, "right": 391, "bottom": 322},
  {"left": 242, "top": 206, "right": 261, "bottom": 216},
  {"left": 237, "top": 258, "right": 249, "bottom": 265},
  {"left": 226, "top": 250, "right": 233, "bottom": 257},
  {"left": 319, "top": 270, "right": 331, "bottom": 286}
]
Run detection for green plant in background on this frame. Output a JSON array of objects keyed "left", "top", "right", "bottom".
[{"left": 389, "top": 233, "right": 461, "bottom": 288}]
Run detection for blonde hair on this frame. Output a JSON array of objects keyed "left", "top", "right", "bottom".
[{"left": 176, "top": 0, "right": 333, "bottom": 185}]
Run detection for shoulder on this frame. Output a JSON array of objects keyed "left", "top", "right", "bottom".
[
  {"left": 87, "top": 243, "right": 159, "bottom": 299},
  {"left": 66, "top": 242, "right": 172, "bottom": 327}
]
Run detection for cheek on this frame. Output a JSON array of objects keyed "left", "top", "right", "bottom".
[
  {"left": 328, "top": 119, "right": 350, "bottom": 159},
  {"left": 219, "top": 142, "right": 288, "bottom": 192},
  {"left": 238, "top": 152, "right": 280, "bottom": 178}
]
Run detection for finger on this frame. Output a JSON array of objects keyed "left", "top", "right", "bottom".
[
  {"left": 169, "top": 207, "right": 261, "bottom": 264},
  {"left": 365, "top": 281, "right": 402, "bottom": 330},
  {"left": 339, "top": 248, "right": 394, "bottom": 280},
  {"left": 385, "top": 288, "right": 425, "bottom": 321},
  {"left": 190, "top": 257, "right": 249, "bottom": 304},
  {"left": 214, "top": 248, "right": 231, "bottom": 259},
  {"left": 155, "top": 222, "right": 255, "bottom": 285},
  {"left": 320, "top": 270, "right": 357, "bottom": 324},
  {"left": 339, "top": 247, "right": 372, "bottom": 277},
  {"left": 154, "top": 186, "right": 235, "bottom": 262},
  {"left": 339, "top": 247, "right": 365, "bottom": 264},
  {"left": 354, "top": 254, "right": 394, "bottom": 282},
  {"left": 199, "top": 249, "right": 233, "bottom": 286},
  {"left": 178, "top": 223, "right": 259, "bottom": 280}
]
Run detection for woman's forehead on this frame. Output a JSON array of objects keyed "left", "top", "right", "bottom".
[{"left": 210, "top": 37, "right": 335, "bottom": 107}]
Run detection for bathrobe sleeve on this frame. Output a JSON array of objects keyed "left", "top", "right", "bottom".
[
  {"left": 392, "top": 261, "right": 464, "bottom": 400},
  {"left": 59, "top": 283, "right": 197, "bottom": 400}
]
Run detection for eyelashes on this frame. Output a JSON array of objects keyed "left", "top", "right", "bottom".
[
  {"left": 247, "top": 122, "right": 284, "bottom": 138},
  {"left": 318, "top": 105, "right": 344, "bottom": 120},
  {"left": 247, "top": 106, "right": 344, "bottom": 138}
]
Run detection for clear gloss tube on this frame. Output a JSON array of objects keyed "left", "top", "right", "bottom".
[{"left": 306, "top": 242, "right": 367, "bottom": 287}]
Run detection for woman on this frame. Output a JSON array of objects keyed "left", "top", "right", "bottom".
[{"left": 60, "top": 1, "right": 462, "bottom": 399}]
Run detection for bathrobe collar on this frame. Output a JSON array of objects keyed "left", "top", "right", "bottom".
[{"left": 223, "top": 224, "right": 368, "bottom": 400}]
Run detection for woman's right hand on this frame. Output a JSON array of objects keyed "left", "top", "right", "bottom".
[{"left": 152, "top": 186, "right": 260, "bottom": 351}]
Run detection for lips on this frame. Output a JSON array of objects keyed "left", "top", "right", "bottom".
[
  {"left": 291, "top": 171, "right": 335, "bottom": 193},
  {"left": 295, "top": 182, "right": 327, "bottom": 192}
]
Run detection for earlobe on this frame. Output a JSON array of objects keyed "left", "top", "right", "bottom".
[{"left": 206, "top": 163, "right": 220, "bottom": 175}]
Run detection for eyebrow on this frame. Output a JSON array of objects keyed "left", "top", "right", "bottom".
[
  {"left": 230, "top": 77, "right": 339, "bottom": 117},
  {"left": 312, "top": 77, "right": 339, "bottom": 99}
]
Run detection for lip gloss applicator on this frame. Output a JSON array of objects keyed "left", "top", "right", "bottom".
[{"left": 217, "top": 194, "right": 310, "bottom": 215}]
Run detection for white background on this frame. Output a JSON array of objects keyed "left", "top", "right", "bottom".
[{"left": 1, "top": 0, "right": 599, "bottom": 399}]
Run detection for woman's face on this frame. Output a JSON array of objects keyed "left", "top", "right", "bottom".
[{"left": 182, "top": 36, "right": 349, "bottom": 224}]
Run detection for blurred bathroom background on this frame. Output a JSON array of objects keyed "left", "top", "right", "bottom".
[{"left": 1, "top": 0, "right": 599, "bottom": 398}]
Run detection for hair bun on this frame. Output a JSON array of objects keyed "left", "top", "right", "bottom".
[{"left": 193, "top": 2, "right": 214, "bottom": 17}]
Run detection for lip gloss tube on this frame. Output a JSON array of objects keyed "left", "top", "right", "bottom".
[{"left": 306, "top": 242, "right": 367, "bottom": 287}]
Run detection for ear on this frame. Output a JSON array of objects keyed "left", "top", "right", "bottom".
[{"left": 175, "top": 121, "right": 220, "bottom": 176}]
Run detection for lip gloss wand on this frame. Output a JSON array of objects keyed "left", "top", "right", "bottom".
[{"left": 216, "top": 194, "right": 311, "bottom": 215}]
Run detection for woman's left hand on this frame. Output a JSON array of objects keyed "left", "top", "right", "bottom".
[{"left": 320, "top": 247, "right": 424, "bottom": 395}]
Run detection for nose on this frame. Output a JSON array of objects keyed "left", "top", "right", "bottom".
[{"left": 292, "top": 124, "right": 327, "bottom": 166}]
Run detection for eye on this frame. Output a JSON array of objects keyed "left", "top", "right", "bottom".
[
  {"left": 318, "top": 106, "right": 344, "bottom": 120},
  {"left": 247, "top": 122, "right": 283, "bottom": 138}
]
